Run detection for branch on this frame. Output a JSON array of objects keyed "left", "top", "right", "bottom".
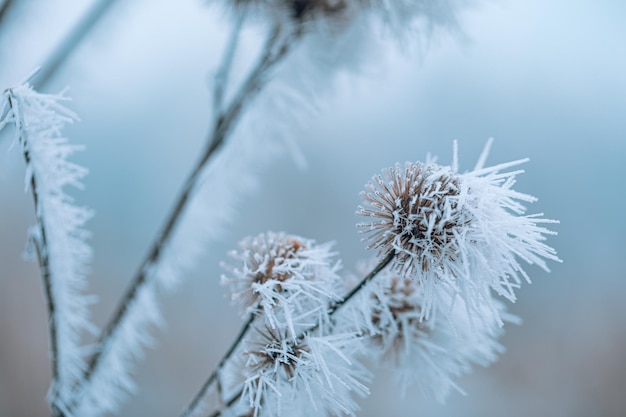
[
  {"left": 3, "top": 84, "right": 93, "bottom": 417},
  {"left": 69, "top": 23, "right": 304, "bottom": 414},
  {"left": 0, "top": 0, "right": 15, "bottom": 31},
  {"left": 179, "top": 313, "right": 255, "bottom": 417},
  {"left": 31, "top": 0, "right": 119, "bottom": 90},
  {"left": 6, "top": 91, "right": 63, "bottom": 416},
  {"left": 213, "top": 13, "right": 245, "bottom": 122}
]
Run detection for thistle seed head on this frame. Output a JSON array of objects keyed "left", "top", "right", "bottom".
[
  {"left": 356, "top": 141, "right": 560, "bottom": 323},
  {"left": 358, "top": 162, "right": 469, "bottom": 277},
  {"left": 369, "top": 276, "right": 428, "bottom": 356},
  {"left": 245, "top": 327, "right": 310, "bottom": 379},
  {"left": 221, "top": 232, "right": 342, "bottom": 336}
]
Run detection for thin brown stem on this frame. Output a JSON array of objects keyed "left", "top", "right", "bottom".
[
  {"left": 71, "top": 23, "right": 303, "bottom": 412},
  {"left": 180, "top": 313, "right": 255, "bottom": 417},
  {"left": 322, "top": 251, "right": 395, "bottom": 324},
  {"left": 203, "top": 252, "right": 395, "bottom": 417},
  {"left": 178, "top": 27, "right": 311, "bottom": 416},
  {"left": 7, "top": 92, "right": 65, "bottom": 417}
]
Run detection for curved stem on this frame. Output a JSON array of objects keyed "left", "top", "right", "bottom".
[
  {"left": 31, "top": 0, "right": 119, "bottom": 90},
  {"left": 202, "top": 252, "right": 395, "bottom": 417},
  {"left": 71, "top": 22, "right": 302, "bottom": 411}
]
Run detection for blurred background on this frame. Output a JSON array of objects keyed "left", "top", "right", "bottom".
[{"left": 1, "top": 0, "right": 625, "bottom": 416}]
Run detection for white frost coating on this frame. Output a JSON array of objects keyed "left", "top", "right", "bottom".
[
  {"left": 235, "top": 328, "right": 370, "bottom": 417},
  {"left": 212, "top": 0, "right": 482, "bottom": 170},
  {"left": 1, "top": 82, "right": 94, "bottom": 410},
  {"left": 339, "top": 261, "right": 514, "bottom": 402},
  {"left": 221, "top": 232, "right": 343, "bottom": 338},
  {"left": 151, "top": 116, "right": 285, "bottom": 292},
  {"left": 357, "top": 141, "right": 561, "bottom": 324},
  {"left": 73, "top": 280, "right": 163, "bottom": 417},
  {"left": 71, "top": 33, "right": 316, "bottom": 415}
]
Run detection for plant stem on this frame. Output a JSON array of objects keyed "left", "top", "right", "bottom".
[
  {"left": 31, "top": 0, "right": 119, "bottom": 90},
  {"left": 71, "top": 22, "right": 302, "bottom": 411},
  {"left": 0, "top": 0, "right": 15, "bottom": 30},
  {"left": 319, "top": 251, "right": 395, "bottom": 326},
  {"left": 202, "top": 252, "right": 395, "bottom": 417},
  {"left": 213, "top": 13, "right": 245, "bottom": 122},
  {"left": 179, "top": 313, "right": 255, "bottom": 417},
  {"left": 7, "top": 92, "right": 65, "bottom": 417}
]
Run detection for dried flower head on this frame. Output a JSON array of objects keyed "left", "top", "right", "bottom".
[
  {"left": 222, "top": 232, "right": 342, "bottom": 336},
  {"left": 357, "top": 140, "right": 560, "bottom": 321},
  {"left": 220, "top": 0, "right": 471, "bottom": 39},
  {"left": 358, "top": 161, "right": 466, "bottom": 277},
  {"left": 239, "top": 327, "right": 370, "bottom": 417},
  {"left": 225, "top": 0, "right": 363, "bottom": 22},
  {"left": 368, "top": 275, "right": 426, "bottom": 355},
  {"left": 390, "top": 291, "right": 510, "bottom": 402},
  {"left": 340, "top": 261, "right": 510, "bottom": 402}
]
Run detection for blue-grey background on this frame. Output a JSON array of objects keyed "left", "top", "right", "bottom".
[{"left": 1, "top": 0, "right": 625, "bottom": 416}]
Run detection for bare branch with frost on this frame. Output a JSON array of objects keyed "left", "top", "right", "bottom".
[
  {"left": 69, "top": 22, "right": 305, "bottom": 417},
  {"left": 1, "top": 78, "right": 94, "bottom": 417}
]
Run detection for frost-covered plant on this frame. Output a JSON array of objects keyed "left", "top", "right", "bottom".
[
  {"left": 236, "top": 328, "right": 370, "bottom": 417},
  {"left": 0, "top": 78, "right": 94, "bottom": 416},
  {"left": 180, "top": 145, "right": 558, "bottom": 417},
  {"left": 0, "top": 2, "right": 560, "bottom": 417},
  {"left": 357, "top": 140, "right": 560, "bottom": 323},
  {"left": 338, "top": 261, "right": 510, "bottom": 402},
  {"left": 221, "top": 232, "right": 342, "bottom": 337}
]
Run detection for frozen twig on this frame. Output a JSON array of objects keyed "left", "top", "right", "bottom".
[
  {"left": 70, "top": 22, "right": 304, "bottom": 415},
  {"left": 6, "top": 90, "right": 62, "bottom": 415},
  {"left": 2, "top": 82, "right": 93, "bottom": 417},
  {"left": 213, "top": 12, "right": 245, "bottom": 122},
  {"left": 180, "top": 313, "right": 255, "bottom": 417}
]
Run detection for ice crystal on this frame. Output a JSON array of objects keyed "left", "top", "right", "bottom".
[
  {"left": 1, "top": 80, "right": 94, "bottom": 411},
  {"left": 341, "top": 261, "right": 510, "bottom": 402},
  {"left": 238, "top": 327, "right": 370, "bottom": 417},
  {"left": 222, "top": 232, "right": 343, "bottom": 337},
  {"left": 357, "top": 140, "right": 560, "bottom": 322},
  {"left": 70, "top": 280, "right": 164, "bottom": 417}
]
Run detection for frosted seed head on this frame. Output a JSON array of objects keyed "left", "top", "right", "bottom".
[
  {"left": 245, "top": 327, "right": 310, "bottom": 380},
  {"left": 221, "top": 232, "right": 310, "bottom": 311},
  {"left": 358, "top": 162, "right": 469, "bottom": 277},
  {"left": 221, "top": 231, "right": 343, "bottom": 337},
  {"left": 356, "top": 142, "right": 560, "bottom": 323},
  {"left": 369, "top": 275, "right": 427, "bottom": 353},
  {"left": 240, "top": 327, "right": 370, "bottom": 417}
]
